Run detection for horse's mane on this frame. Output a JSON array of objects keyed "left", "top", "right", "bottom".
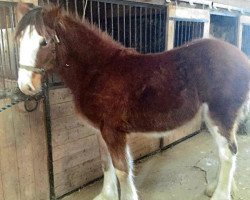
[
  {"left": 15, "top": 6, "right": 44, "bottom": 38},
  {"left": 15, "top": 5, "right": 129, "bottom": 51}
]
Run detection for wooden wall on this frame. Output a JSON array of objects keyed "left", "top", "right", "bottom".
[
  {"left": 49, "top": 88, "right": 102, "bottom": 198},
  {"left": 0, "top": 81, "right": 49, "bottom": 200}
]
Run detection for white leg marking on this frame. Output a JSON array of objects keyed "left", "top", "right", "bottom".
[
  {"left": 115, "top": 146, "right": 138, "bottom": 200},
  {"left": 203, "top": 104, "right": 236, "bottom": 200},
  {"left": 94, "top": 157, "right": 118, "bottom": 200}
]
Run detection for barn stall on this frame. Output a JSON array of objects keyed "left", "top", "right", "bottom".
[{"left": 1, "top": 0, "right": 250, "bottom": 200}]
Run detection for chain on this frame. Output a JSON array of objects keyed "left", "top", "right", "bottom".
[{"left": 0, "top": 87, "right": 44, "bottom": 113}]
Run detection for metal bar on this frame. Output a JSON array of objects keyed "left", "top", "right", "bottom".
[
  {"left": 117, "top": 4, "right": 120, "bottom": 42},
  {"left": 0, "top": 29, "right": 6, "bottom": 90},
  {"left": 4, "top": 7, "right": 12, "bottom": 78},
  {"left": 10, "top": 4, "right": 18, "bottom": 78},
  {"left": 66, "top": 0, "right": 69, "bottom": 12},
  {"left": 82, "top": 0, "right": 85, "bottom": 21},
  {"left": 185, "top": 21, "right": 188, "bottom": 44},
  {"left": 154, "top": 8, "right": 157, "bottom": 52},
  {"left": 111, "top": 3, "right": 114, "bottom": 37},
  {"left": 97, "top": 1, "right": 100, "bottom": 29},
  {"left": 134, "top": 7, "right": 137, "bottom": 49},
  {"left": 149, "top": 8, "right": 152, "bottom": 52},
  {"left": 90, "top": 0, "right": 93, "bottom": 23},
  {"left": 74, "top": 0, "right": 78, "bottom": 17},
  {"left": 158, "top": 9, "right": 162, "bottom": 52},
  {"left": 0, "top": 27, "right": 6, "bottom": 78},
  {"left": 139, "top": 7, "right": 142, "bottom": 52},
  {"left": 129, "top": 5, "right": 131, "bottom": 47},
  {"left": 180, "top": 21, "right": 184, "bottom": 46},
  {"left": 199, "top": 22, "right": 202, "bottom": 38},
  {"left": 192, "top": 22, "right": 195, "bottom": 39},
  {"left": 144, "top": 7, "right": 147, "bottom": 53},
  {"left": 43, "top": 80, "right": 56, "bottom": 200},
  {"left": 187, "top": 21, "right": 190, "bottom": 41},
  {"left": 176, "top": 21, "right": 179, "bottom": 47},
  {"left": 104, "top": 2, "right": 107, "bottom": 32},
  {"left": 123, "top": 5, "right": 126, "bottom": 45}
]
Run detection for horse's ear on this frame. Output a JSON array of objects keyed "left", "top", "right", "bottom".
[
  {"left": 16, "top": 3, "right": 34, "bottom": 20},
  {"left": 42, "top": 6, "right": 62, "bottom": 28}
]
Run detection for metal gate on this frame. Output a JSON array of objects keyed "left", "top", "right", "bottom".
[
  {"left": 210, "top": 13, "right": 238, "bottom": 46},
  {"left": 0, "top": 2, "right": 18, "bottom": 97},
  {"left": 174, "top": 19, "right": 204, "bottom": 48}
]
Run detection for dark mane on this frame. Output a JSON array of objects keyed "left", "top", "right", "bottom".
[{"left": 15, "top": 7, "right": 44, "bottom": 38}]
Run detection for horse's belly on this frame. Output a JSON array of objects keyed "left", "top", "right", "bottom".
[{"left": 130, "top": 104, "right": 204, "bottom": 138}]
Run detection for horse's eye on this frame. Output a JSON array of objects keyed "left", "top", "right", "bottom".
[{"left": 40, "top": 39, "right": 48, "bottom": 47}]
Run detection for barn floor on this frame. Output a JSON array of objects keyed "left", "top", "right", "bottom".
[{"left": 62, "top": 131, "right": 250, "bottom": 200}]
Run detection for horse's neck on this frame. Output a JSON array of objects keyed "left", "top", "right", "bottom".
[{"left": 55, "top": 17, "right": 122, "bottom": 92}]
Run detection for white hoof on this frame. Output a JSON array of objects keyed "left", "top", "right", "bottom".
[{"left": 210, "top": 191, "right": 231, "bottom": 200}]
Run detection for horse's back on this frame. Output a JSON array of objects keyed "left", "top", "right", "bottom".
[{"left": 181, "top": 39, "right": 250, "bottom": 130}]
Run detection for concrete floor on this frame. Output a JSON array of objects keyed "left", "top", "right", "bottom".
[{"left": 62, "top": 131, "right": 250, "bottom": 200}]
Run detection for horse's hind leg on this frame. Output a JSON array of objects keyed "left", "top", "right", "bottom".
[
  {"left": 94, "top": 132, "right": 118, "bottom": 200},
  {"left": 204, "top": 104, "right": 238, "bottom": 200},
  {"left": 101, "top": 126, "right": 138, "bottom": 200}
]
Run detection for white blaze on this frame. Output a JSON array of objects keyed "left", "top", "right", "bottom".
[{"left": 18, "top": 25, "right": 43, "bottom": 95}]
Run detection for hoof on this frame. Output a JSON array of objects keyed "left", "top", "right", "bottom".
[
  {"left": 231, "top": 180, "right": 238, "bottom": 199},
  {"left": 210, "top": 192, "right": 231, "bottom": 200},
  {"left": 205, "top": 181, "right": 217, "bottom": 197}
]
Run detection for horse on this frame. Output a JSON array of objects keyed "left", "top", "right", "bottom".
[{"left": 16, "top": 3, "right": 250, "bottom": 200}]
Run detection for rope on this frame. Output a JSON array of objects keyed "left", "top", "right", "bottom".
[{"left": 0, "top": 99, "right": 23, "bottom": 113}]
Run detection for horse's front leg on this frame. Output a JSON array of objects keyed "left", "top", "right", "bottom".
[
  {"left": 101, "top": 126, "right": 138, "bottom": 200},
  {"left": 94, "top": 132, "right": 119, "bottom": 200}
]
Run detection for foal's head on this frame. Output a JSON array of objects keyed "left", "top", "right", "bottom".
[{"left": 16, "top": 3, "right": 60, "bottom": 95}]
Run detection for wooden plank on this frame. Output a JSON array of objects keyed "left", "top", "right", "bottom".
[
  {"left": 49, "top": 88, "right": 73, "bottom": 105},
  {"left": 29, "top": 102, "right": 50, "bottom": 200},
  {"left": 50, "top": 101, "right": 75, "bottom": 120},
  {"left": 52, "top": 125, "right": 97, "bottom": 147},
  {"left": 0, "top": 98, "right": 21, "bottom": 200},
  {"left": 53, "top": 142, "right": 100, "bottom": 174},
  {"left": 163, "top": 110, "right": 202, "bottom": 147},
  {"left": 53, "top": 135, "right": 99, "bottom": 161},
  {"left": 51, "top": 114, "right": 85, "bottom": 132},
  {"left": 169, "top": 5, "right": 210, "bottom": 20},
  {"left": 12, "top": 103, "right": 36, "bottom": 200},
  {"left": 128, "top": 135, "right": 160, "bottom": 159},
  {"left": 54, "top": 158, "right": 102, "bottom": 198}
]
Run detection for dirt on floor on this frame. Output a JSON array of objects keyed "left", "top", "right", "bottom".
[{"left": 62, "top": 131, "right": 250, "bottom": 200}]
